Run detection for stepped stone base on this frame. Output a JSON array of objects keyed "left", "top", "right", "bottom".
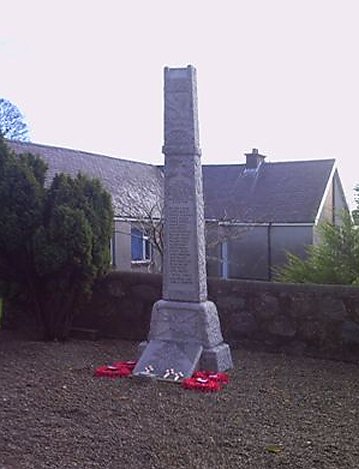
[{"left": 133, "top": 300, "right": 233, "bottom": 379}]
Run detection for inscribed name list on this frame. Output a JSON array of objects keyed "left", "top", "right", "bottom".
[{"left": 164, "top": 154, "right": 198, "bottom": 301}]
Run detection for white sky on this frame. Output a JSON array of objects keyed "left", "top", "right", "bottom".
[{"left": 1, "top": 0, "right": 358, "bottom": 208}]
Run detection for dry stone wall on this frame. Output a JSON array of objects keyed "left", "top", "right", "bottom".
[{"left": 72, "top": 271, "right": 359, "bottom": 362}]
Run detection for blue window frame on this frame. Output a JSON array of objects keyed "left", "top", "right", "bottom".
[{"left": 131, "top": 227, "right": 151, "bottom": 261}]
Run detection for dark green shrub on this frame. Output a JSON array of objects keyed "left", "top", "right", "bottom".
[{"left": 0, "top": 135, "right": 113, "bottom": 339}]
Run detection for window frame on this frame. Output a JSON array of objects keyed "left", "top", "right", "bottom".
[{"left": 131, "top": 227, "right": 152, "bottom": 263}]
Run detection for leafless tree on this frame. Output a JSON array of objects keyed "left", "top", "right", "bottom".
[
  {"left": 121, "top": 190, "right": 164, "bottom": 269},
  {"left": 121, "top": 184, "right": 258, "bottom": 276},
  {"left": 0, "top": 98, "right": 30, "bottom": 142}
]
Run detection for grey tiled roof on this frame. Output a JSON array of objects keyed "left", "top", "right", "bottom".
[
  {"left": 202, "top": 160, "right": 336, "bottom": 223},
  {"left": 7, "top": 140, "right": 164, "bottom": 219},
  {"left": 7, "top": 140, "right": 336, "bottom": 223}
]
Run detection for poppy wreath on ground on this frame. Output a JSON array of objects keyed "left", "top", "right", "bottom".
[
  {"left": 94, "top": 361, "right": 137, "bottom": 378},
  {"left": 181, "top": 371, "right": 230, "bottom": 392},
  {"left": 112, "top": 361, "right": 137, "bottom": 372},
  {"left": 192, "top": 371, "right": 229, "bottom": 384},
  {"left": 181, "top": 376, "right": 222, "bottom": 392}
]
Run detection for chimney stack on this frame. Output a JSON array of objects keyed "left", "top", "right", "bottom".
[{"left": 245, "top": 148, "right": 266, "bottom": 169}]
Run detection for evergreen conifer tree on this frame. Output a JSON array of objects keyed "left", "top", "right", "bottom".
[{"left": 0, "top": 135, "right": 113, "bottom": 339}]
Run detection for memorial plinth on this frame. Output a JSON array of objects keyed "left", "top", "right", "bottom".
[{"left": 133, "top": 66, "right": 232, "bottom": 379}]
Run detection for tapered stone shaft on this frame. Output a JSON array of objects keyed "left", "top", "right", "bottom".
[{"left": 162, "top": 66, "right": 207, "bottom": 303}]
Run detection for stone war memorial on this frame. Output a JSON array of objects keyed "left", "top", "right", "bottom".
[{"left": 133, "top": 65, "right": 233, "bottom": 380}]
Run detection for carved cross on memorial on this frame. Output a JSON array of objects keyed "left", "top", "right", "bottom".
[{"left": 133, "top": 66, "right": 232, "bottom": 379}]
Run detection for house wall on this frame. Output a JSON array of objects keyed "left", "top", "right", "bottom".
[
  {"left": 111, "top": 172, "right": 347, "bottom": 279},
  {"left": 205, "top": 222, "right": 223, "bottom": 277},
  {"left": 112, "top": 220, "right": 162, "bottom": 274},
  {"left": 113, "top": 220, "right": 131, "bottom": 270},
  {"left": 112, "top": 221, "right": 314, "bottom": 281},
  {"left": 71, "top": 271, "right": 359, "bottom": 363},
  {"left": 206, "top": 243, "right": 221, "bottom": 277},
  {"left": 228, "top": 226, "right": 269, "bottom": 279},
  {"left": 206, "top": 224, "right": 313, "bottom": 281},
  {"left": 333, "top": 171, "right": 348, "bottom": 223},
  {"left": 313, "top": 172, "right": 348, "bottom": 244},
  {"left": 319, "top": 182, "right": 334, "bottom": 225},
  {"left": 270, "top": 225, "right": 313, "bottom": 268},
  {"left": 114, "top": 173, "right": 347, "bottom": 279}
]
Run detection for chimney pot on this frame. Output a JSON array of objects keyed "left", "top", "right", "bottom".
[{"left": 245, "top": 148, "right": 266, "bottom": 170}]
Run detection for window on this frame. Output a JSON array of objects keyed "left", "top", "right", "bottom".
[{"left": 131, "top": 227, "right": 151, "bottom": 262}]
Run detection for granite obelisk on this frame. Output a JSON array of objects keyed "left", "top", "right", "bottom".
[{"left": 133, "top": 66, "right": 232, "bottom": 378}]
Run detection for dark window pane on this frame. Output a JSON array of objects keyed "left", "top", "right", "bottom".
[{"left": 131, "top": 228, "right": 143, "bottom": 261}]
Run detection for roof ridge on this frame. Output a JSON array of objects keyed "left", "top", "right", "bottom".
[
  {"left": 8, "top": 140, "right": 336, "bottom": 168},
  {"left": 6, "top": 140, "right": 161, "bottom": 168},
  {"left": 266, "top": 158, "right": 336, "bottom": 164},
  {"left": 202, "top": 158, "right": 336, "bottom": 168}
]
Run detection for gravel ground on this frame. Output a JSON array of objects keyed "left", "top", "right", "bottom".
[{"left": 0, "top": 330, "right": 358, "bottom": 469}]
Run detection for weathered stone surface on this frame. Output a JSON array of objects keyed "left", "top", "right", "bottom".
[
  {"left": 200, "top": 343, "right": 233, "bottom": 371},
  {"left": 266, "top": 316, "right": 296, "bottom": 337},
  {"left": 230, "top": 311, "right": 257, "bottom": 336},
  {"left": 254, "top": 295, "right": 280, "bottom": 320},
  {"left": 132, "top": 285, "right": 159, "bottom": 302},
  {"left": 289, "top": 295, "right": 317, "bottom": 318},
  {"left": 133, "top": 340, "right": 203, "bottom": 378},
  {"left": 162, "top": 66, "right": 207, "bottom": 303},
  {"left": 107, "top": 282, "right": 126, "bottom": 298},
  {"left": 137, "top": 341, "right": 147, "bottom": 358},
  {"left": 26, "top": 270, "right": 359, "bottom": 362},
  {"left": 297, "top": 320, "right": 325, "bottom": 344},
  {"left": 163, "top": 67, "right": 201, "bottom": 156},
  {"left": 320, "top": 298, "right": 347, "bottom": 320},
  {"left": 216, "top": 296, "right": 246, "bottom": 310},
  {"left": 340, "top": 321, "right": 359, "bottom": 345},
  {"left": 148, "top": 300, "right": 223, "bottom": 348}
]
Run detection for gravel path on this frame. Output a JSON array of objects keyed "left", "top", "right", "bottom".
[{"left": 0, "top": 330, "right": 358, "bottom": 469}]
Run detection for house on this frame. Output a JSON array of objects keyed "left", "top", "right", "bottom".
[
  {"left": 7, "top": 141, "right": 348, "bottom": 280},
  {"left": 204, "top": 149, "right": 348, "bottom": 280}
]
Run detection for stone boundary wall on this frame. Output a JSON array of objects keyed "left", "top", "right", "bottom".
[{"left": 73, "top": 271, "right": 359, "bottom": 362}]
